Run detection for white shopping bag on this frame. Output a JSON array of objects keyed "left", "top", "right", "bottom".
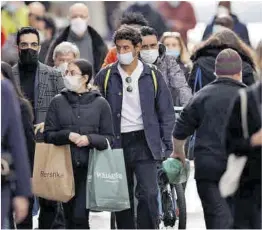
[
  {"left": 219, "top": 154, "right": 247, "bottom": 197},
  {"left": 219, "top": 89, "right": 249, "bottom": 198}
]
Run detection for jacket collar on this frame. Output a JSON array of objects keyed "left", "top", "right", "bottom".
[{"left": 212, "top": 77, "right": 247, "bottom": 88}]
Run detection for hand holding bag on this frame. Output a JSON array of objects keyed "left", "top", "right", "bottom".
[
  {"left": 219, "top": 89, "right": 249, "bottom": 198},
  {"left": 86, "top": 141, "right": 130, "bottom": 212}
]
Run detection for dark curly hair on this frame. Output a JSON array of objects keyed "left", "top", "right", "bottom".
[
  {"left": 120, "top": 12, "right": 149, "bottom": 27},
  {"left": 113, "top": 25, "right": 142, "bottom": 47},
  {"left": 140, "top": 26, "right": 158, "bottom": 39}
]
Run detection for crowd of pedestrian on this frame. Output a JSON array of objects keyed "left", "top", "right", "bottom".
[{"left": 1, "top": 1, "right": 261, "bottom": 230}]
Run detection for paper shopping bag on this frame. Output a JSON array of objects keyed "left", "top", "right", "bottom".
[
  {"left": 32, "top": 143, "right": 75, "bottom": 202},
  {"left": 86, "top": 147, "right": 130, "bottom": 212}
]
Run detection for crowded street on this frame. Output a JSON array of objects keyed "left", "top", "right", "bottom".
[{"left": 1, "top": 1, "right": 262, "bottom": 229}]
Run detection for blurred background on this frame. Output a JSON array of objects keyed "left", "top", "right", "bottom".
[{"left": 1, "top": 1, "right": 262, "bottom": 64}]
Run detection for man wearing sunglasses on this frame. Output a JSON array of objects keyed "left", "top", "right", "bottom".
[
  {"left": 12, "top": 27, "right": 64, "bottom": 229},
  {"left": 95, "top": 25, "right": 175, "bottom": 229}
]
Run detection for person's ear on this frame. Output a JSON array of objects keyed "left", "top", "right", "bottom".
[{"left": 135, "top": 43, "right": 142, "bottom": 54}]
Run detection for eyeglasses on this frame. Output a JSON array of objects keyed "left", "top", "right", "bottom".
[
  {"left": 19, "top": 42, "right": 39, "bottom": 49},
  {"left": 162, "top": 32, "right": 181, "bottom": 38},
  {"left": 125, "top": 77, "right": 133, "bottom": 92},
  {"left": 64, "top": 70, "right": 82, "bottom": 76}
]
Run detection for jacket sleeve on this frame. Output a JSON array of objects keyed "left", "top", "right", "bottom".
[
  {"left": 3, "top": 81, "right": 31, "bottom": 197},
  {"left": 155, "top": 70, "right": 176, "bottom": 154},
  {"left": 20, "top": 102, "right": 35, "bottom": 174},
  {"left": 224, "top": 94, "right": 254, "bottom": 155},
  {"left": 168, "top": 57, "right": 192, "bottom": 106},
  {"left": 173, "top": 95, "right": 200, "bottom": 140},
  {"left": 240, "top": 24, "right": 251, "bottom": 46},
  {"left": 202, "top": 25, "right": 212, "bottom": 41},
  {"left": 44, "top": 97, "right": 71, "bottom": 145},
  {"left": 53, "top": 69, "right": 65, "bottom": 94},
  {"left": 87, "top": 98, "right": 115, "bottom": 150},
  {"left": 94, "top": 68, "right": 107, "bottom": 97}
]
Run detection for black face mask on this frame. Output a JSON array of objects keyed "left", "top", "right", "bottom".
[{"left": 19, "top": 48, "right": 38, "bottom": 65}]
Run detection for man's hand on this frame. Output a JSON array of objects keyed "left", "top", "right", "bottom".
[
  {"left": 13, "top": 196, "right": 29, "bottom": 224},
  {"left": 75, "top": 135, "right": 90, "bottom": 147},
  {"left": 251, "top": 128, "right": 262, "bottom": 147},
  {"left": 34, "top": 122, "right": 45, "bottom": 134},
  {"left": 69, "top": 132, "right": 81, "bottom": 144},
  {"left": 170, "top": 152, "right": 186, "bottom": 166}
]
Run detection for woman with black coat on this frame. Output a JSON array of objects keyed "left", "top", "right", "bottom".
[
  {"left": 1, "top": 61, "right": 35, "bottom": 229},
  {"left": 189, "top": 29, "right": 257, "bottom": 92},
  {"left": 44, "top": 59, "right": 115, "bottom": 229}
]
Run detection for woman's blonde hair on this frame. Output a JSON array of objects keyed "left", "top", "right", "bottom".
[{"left": 160, "top": 32, "right": 191, "bottom": 64}]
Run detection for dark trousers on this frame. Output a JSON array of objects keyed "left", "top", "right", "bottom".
[
  {"left": 115, "top": 130, "right": 159, "bottom": 229},
  {"left": 196, "top": 180, "right": 234, "bottom": 229},
  {"left": 233, "top": 183, "right": 261, "bottom": 229},
  {"left": 16, "top": 197, "right": 34, "bottom": 229},
  {"left": 38, "top": 198, "right": 65, "bottom": 229},
  {"left": 63, "top": 167, "right": 90, "bottom": 229}
]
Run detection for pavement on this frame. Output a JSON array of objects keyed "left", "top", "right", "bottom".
[{"left": 33, "top": 162, "right": 205, "bottom": 229}]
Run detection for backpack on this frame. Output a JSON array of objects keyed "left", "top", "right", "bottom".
[{"left": 103, "top": 64, "right": 158, "bottom": 98}]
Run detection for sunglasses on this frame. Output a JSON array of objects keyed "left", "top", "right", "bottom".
[
  {"left": 162, "top": 31, "right": 181, "bottom": 38},
  {"left": 125, "top": 77, "right": 133, "bottom": 92}
]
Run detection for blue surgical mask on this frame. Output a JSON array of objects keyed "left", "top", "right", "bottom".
[{"left": 166, "top": 49, "right": 180, "bottom": 58}]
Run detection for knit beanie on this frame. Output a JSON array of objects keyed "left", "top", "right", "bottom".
[{"left": 215, "top": 48, "right": 242, "bottom": 76}]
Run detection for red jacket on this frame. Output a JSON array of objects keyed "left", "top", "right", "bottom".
[{"left": 102, "top": 47, "right": 118, "bottom": 68}]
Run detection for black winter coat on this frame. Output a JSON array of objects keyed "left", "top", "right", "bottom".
[
  {"left": 44, "top": 89, "right": 114, "bottom": 168},
  {"left": 225, "top": 81, "right": 261, "bottom": 202},
  {"left": 173, "top": 77, "right": 246, "bottom": 181},
  {"left": 45, "top": 26, "right": 108, "bottom": 74},
  {"left": 189, "top": 44, "right": 256, "bottom": 92}
]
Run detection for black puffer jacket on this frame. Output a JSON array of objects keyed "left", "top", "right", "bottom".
[
  {"left": 189, "top": 44, "right": 256, "bottom": 92},
  {"left": 44, "top": 89, "right": 114, "bottom": 168}
]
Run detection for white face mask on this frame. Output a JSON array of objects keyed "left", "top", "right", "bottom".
[
  {"left": 217, "top": 6, "right": 230, "bottom": 16},
  {"left": 117, "top": 52, "right": 135, "bottom": 65},
  {"left": 57, "top": 62, "right": 68, "bottom": 76},
  {"left": 63, "top": 75, "right": 83, "bottom": 92},
  {"left": 70, "top": 17, "right": 88, "bottom": 36},
  {"left": 140, "top": 49, "right": 159, "bottom": 64}
]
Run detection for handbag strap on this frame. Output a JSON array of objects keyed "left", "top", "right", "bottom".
[
  {"left": 239, "top": 89, "right": 249, "bottom": 139},
  {"left": 193, "top": 67, "right": 202, "bottom": 94}
]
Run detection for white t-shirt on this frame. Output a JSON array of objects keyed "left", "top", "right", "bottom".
[{"left": 118, "top": 61, "right": 144, "bottom": 133}]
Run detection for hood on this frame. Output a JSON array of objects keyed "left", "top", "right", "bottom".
[
  {"left": 61, "top": 88, "right": 101, "bottom": 104},
  {"left": 191, "top": 44, "right": 255, "bottom": 69},
  {"left": 158, "top": 43, "right": 166, "bottom": 58}
]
